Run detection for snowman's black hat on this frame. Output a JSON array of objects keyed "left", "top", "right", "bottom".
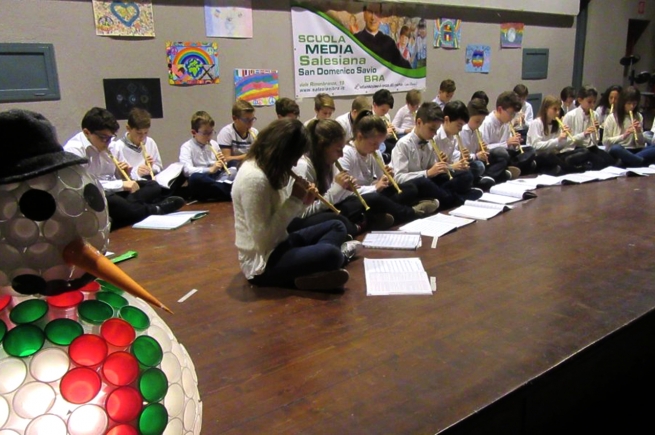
[{"left": 0, "top": 109, "right": 87, "bottom": 184}]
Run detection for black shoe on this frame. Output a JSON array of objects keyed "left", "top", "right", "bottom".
[
  {"left": 476, "top": 176, "right": 495, "bottom": 191},
  {"left": 155, "top": 196, "right": 185, "bottom": 215},
  {"left": 366, "top": 212, "right": 394, "bottom": 231},
  {"left": 294, "top": 269, "right": 349, "bottom": 291}
]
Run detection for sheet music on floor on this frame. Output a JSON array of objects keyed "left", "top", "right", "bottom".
[
  {"left": 479, "top": 192, "right": 523, "bottom": 204},
  {"left": 362, "top": 231, "right": 422, "bottom": 250},
  {"left": 398, "top": 218, "right": 458, "bottom": 239},
  {"left": 449, "top": 200, "right": 510, "bottom": 220},
  {"left": 364, "top": 257, "right": 433, "bottom": 296},
  {"left": 490, "top": 182, "right": 538, "bottom": 199}
]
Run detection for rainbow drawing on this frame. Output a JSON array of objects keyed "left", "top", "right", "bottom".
[
  {"left": 234, "top": 69, "right": 279, "bottom": 106},
  {"left": 500, "top": 23, "right": 524, "bottom": 48},
  {"left": 434, "top": 18, "right": 461, "bottom": 49},
  {"left": 166, "top": 42, "right": 220, "bottom": 85}
]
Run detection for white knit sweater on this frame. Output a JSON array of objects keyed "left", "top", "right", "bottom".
[{"left": 232, "top": 159, "right": 304, "bottom": 279}]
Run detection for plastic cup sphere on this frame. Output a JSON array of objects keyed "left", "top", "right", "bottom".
[
  {"left": 119, "top": 305, "right": 150, "bottom": 331},
  {"left": 132, "top": 335, "right": 163, "bottom": 368},
  {"left": 78, "top": 299, "right": 114, "bottom": 325},
  {"left": 161, "top": 352, "right": 182, "bottom": 384},
  {"left": 101, "top": 318, "right": 136, "bottom": 348},
  {"left": 105, "top": 386, "right": 143, "bottom": 423},
  {"left": 3, "top": 324, "right": 45, "bottom": 357},
  {"left": 106, "top": 424, "right": 139, "bottom": 435},
  {"left": 30, "top": 347, "right": 70, "bottom": 382},
  {"left": 47, "top": 290, "right": 84, "bottom": 309},
  {"left": 59, "top": 367, "right": 101, "bottom": 404},
  {"left": 9, "top": 299, "right": 48, "bottom": 324},
  {"left": 139, "top": 403, "right": 169, "bottom": 435},
  {"left": 24, "top": 414, "right": 67, "bottom": 435},
  {"left": 182, "top": 367, "right": 195, "bottom": 398},
  {"left": 69, "top": 334, "right": 108, "bottom": 367},
  {"left": 67, "top": 404, "right": 108, "bottom": 435},
  {"left": 0, "top": 357, "right": 27, "bottom": 394},
  {"left": 12, "top": 381, "right": 56, "bottom": 419},
  {"left": 45, "top": 318, "right": 84, "bottom": 345},
  {"left": 139, "top": 367, "right": 168, "bottom": 402},
  {"left": 102, "top": 351, "right": 140, "bottom": 386},
  {"left": 96, "top": 291, "right": 128, "bottom": 310}
]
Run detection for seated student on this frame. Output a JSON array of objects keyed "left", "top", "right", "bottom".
[
  {"left": 304, "top": 93, "right": 335, "bottom": 126},
  {"left": 392, "top": 89, "right": 421, "bottom": 136},
  {"left": 392, "top": 102, "right": 480, "bottom": 209},
  {"left": 460, "top": 98, "right": 518, "bottom": 182},
  {"left": 527, "top": 95, "right": 593, "bottom": 175},
  {"left": 560, "top": 86, "right": 576, "bottom": 117},
  {"left": 179, "top": 111, "right": 234, "bottom": 201},
  {"left": 512, "top": 84, "right": 534, "bottom": 128},
  {"left": 64, "top": 107, "right": 184, "bottom": 230},
  {"left": 480, "top": 91, "right": 537, "bottom": 175},
  {"left": 288, "top": 119, "right": 368, "bottom": 237},
  {"left": 217, "top": 99, "right": 258, "bottom": 168},
  {"left": 435, "top": 101, "right": 495, "bottom": 191},
  {"left": 232, "top": 118, "right": 359, "bottom": 292},
  {"left": 471, "top": 91, "right": 489, "bottom": 107},
  {"left": 603, "top": 86, "right": 655, "bottom": 167},
  {"left": 338, "top": 111, "right": 439, "bottom": 226},
  {"left": 335, "top": 96, "right": 371, "bottom": 142},
  {"left": 433, "top": 79, "right": 456, "bottom": 110},
  {"left": 372, "top": 89, "right": 397, "bottom": 157},
  {"left": 563, "top": 85, "right": 615, "bottom": 170},
  {"left": 595, "top": 85, "right": 622, "bottom": 128},
  {"left": 275, "top": 97, "right": 300, "bottom": 120}
]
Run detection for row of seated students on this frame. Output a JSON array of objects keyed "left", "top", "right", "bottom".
[{"left": 63, "top": 83, "right": 654, "bottom": 292}]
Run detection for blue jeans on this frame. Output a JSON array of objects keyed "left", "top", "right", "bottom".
[
  {"left": 608, "top": 145, "right": 655, "bottom": 167},
  {"left": 250, "top": 220, "right": 348, "bottom": 289}
]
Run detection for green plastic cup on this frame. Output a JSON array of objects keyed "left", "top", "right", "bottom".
[
  {"left": 131, "top": 335, "right": 163, "bottom": 368},
  {"left": 44, "top": 318, "right": 84, "bottom": 346},
  {"left": 9, "top": 299, "right": 48, "bottom": 325},
  {"left": 139, "top": 367, "right": 169, "bottom": 403},
  {"left": 96, "top": 291, "right": 128, "bottom": 310},
  {"left": 3, "top": 324, "right": 45, "bottom": 357},
  {"left": 78, "top": 300, "right": 114, "bottom": 326},
  {"left": 118, "top": 306, "right": 150, "bottom": 332},
  {"left": 139, "top": 403, "right": 168, "bottom": 435}
]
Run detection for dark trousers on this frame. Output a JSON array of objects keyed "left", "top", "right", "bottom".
[
  {"left": 250, "top": 220, "right": 348, "bottom": 289},
  {"left": 188, "top": 173, "right": 232, "bottom": 201},
  {"left": 408, "top": 170, "right": 474, "bottom": 209},
  {"left": 484, "top": 148, "right": 511, "bottom": 181},
  {"left": 107, "top": 180, "right": 162, "bottom": 230},
  {"left": 288, "top": 196, "right": 362, "bottom": 238},
  {"left": 608, "top": 145, "right": 655, "bottom": 167}
]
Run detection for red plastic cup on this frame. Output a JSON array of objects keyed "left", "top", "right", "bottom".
[
  {"left": 69, "top": 334, "right": 108, "bottom": 368},
  {"left": 100, "top": 318, "right": 136, "bottom": 352},
  {"left": 106, "top": 424, "right": 139, "bottom": 435},
  {"left": 102, "top": 352, "right": 140, "bottom": 387},
  {"left": 105, "top": 386, "right": 143, "bottom": 423},
  {"left": 60, "top": 367, "right": 102, "bottom": 404}
]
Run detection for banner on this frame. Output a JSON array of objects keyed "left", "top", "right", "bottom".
[{"left": 291, "top": 1, "right": 426, "bottom": 98}]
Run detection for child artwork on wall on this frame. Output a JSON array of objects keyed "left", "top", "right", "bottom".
[
  {"left": 501, "top": 23, "right": 524, "bottom": 48},
  {"left": 234, "top": 69, "right": 279, "bottom": 106},
  {"left": 204, "top": 0, "right": 253, "bottom": 38},
  {"left": 166, "top": 42, "right": 220, "bottom": 86},
  {"left": 465, "top": 45, "right": 491, "bottom": 73},
  {"left": 93, "top": 0, "right": 155, "bottom": 37},
  {"left": 433, "top": 18, "right": 461, "bottom": 49}
]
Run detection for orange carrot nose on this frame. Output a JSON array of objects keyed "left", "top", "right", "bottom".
[{"left": 62, "top": 238, "right": 173, "bottom": 314}]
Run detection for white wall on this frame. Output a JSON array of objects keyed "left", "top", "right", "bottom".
[{"left": 0, "top": 0, "right": 579, "bottom": 164}]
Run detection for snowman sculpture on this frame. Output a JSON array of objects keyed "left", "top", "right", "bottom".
[{"left": 0, "top": 110, "right": 201, "bottom": 435}]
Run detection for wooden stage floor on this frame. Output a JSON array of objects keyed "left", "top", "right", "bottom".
[{"left": 107, "top": 176, "right": 655, "bottom": 434}]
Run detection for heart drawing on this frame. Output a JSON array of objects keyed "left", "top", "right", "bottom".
[{"left": 110, "top": 1, "right": 140, "bottom": 27}]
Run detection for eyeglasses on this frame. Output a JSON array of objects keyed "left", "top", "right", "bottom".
[
  {"left": 196, "top": 130, "right": 216, "bottom": 137},
  {"left": 238, "top": 117, "right": 257, "bottom": 124},
  {"left": 93, "top": 132, "right": 116, "bottom": 143}
]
